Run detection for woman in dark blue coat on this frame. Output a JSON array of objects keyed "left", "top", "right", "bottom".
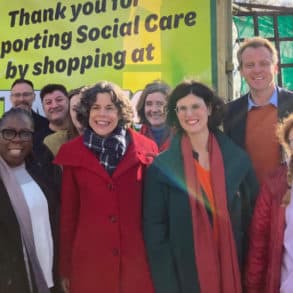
[{"left": 143, "top": 80, "right": 258, "bottom": 293}]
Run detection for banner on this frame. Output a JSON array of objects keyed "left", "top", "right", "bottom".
[{"left": 0, "top": 0, "right": 213, "bottom": 115}]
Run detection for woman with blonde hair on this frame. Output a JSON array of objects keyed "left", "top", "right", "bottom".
[{"left": 245, "top": 113, "right": 293, "bottom": 293}]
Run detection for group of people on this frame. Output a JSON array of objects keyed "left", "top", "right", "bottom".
[{"left": 1, "top": 35, "right": 293, "bottom": 293}]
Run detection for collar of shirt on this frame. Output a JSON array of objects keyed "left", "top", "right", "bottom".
[{"left": 248, "top": 87, "right": 278, "bottom": 111}]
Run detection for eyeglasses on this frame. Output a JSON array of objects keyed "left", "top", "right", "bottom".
[
  {"left": 175, "top": 104, "right": 200, "bottom": 115},
  {"left": 0, "top": 129, "right": 34, "bottom": 141},
  {"left": 11, "top": 92, "right": 34, "bottom": 98}
]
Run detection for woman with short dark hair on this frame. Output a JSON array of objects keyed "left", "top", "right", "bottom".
[{"left": 143, "top": 79, "right": 258, "bottom": 293}]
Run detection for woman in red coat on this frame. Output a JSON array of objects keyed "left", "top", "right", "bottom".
[
  {"left": 136, "top": 80, "right": 173, "bottom": 152},
  {"left": 245, "top": 113, "right": 293, "bottom": 293},
  {"left": 54, "top": 81, "right": 157, "bottom": 293}
]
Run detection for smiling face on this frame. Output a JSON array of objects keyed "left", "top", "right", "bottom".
[
  {"left": 89, "top": 93, "right": 120, "bottom": 137},
  {"left": 10, "top": 82, "right": 35, "bottom": 111},
  {"left": 240, "top": 46, "right": 278, "bottom": 95},
  {"left": 0, "top": 114, "right": 33, "bottom": 167},
  {"left": 175, "top": 94, "right": 210, "bottom": 137},
  {"left": 42, "top": 90, "right": 69, "bottom": 127},
  {"left": 144, "top": 92, "right": 167, "bottom": 128}
]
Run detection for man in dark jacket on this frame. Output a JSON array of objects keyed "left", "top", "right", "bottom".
[{"left": 224, "top": 36, "right": 293, "bottom": 184}]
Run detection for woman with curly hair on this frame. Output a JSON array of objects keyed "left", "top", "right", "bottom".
[
  {"left": 54, "top": 81, "right": 157, "bottom": 293},
  {"left": 245, "top": 113, "right": 293, "bottom": 293}
]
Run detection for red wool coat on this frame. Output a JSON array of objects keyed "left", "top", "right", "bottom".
[
  {"left": 245, "top": 164, "right": 287, "bottom": 293},
  {"left": 54, "top": 129, "right": 157, "bottom": 293}
]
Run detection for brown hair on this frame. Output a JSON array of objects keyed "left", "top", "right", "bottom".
[
  {"left": 237, "top": 36, "right": 278, "bottom": 70},
  {"left": 67, "top": 86, "right": 84, "bottom": 139},
  {"left": 276, "top": 114, "right": 293, "bottom": 205},
  {"left": 136, "top": 80, "right": 171, "bottom": 124},
  {"left": 77, "top": 81, "right": 134, "bottom": 129},
  {"left": 276, "top": 114, "right": 293, "bottom": 157}
]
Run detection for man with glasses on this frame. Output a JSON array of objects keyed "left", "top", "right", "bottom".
[
  {"left": 10, "top": 79, "right": 52, "bottom": 155},
  {"left": 224, "top": 36, "right": 293, "bottom": 184}
]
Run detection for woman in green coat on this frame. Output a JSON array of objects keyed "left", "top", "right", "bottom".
[{"left": 143, "top": 80, "right": 258, "bottom": 293}]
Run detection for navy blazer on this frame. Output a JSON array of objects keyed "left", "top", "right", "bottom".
[{"left": 223, "top": 87, "right": 293, "bottom": 149}]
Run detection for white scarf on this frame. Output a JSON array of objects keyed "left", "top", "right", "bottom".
[{"left": 0, "top": 156, "right": 49, "bottom": 293}]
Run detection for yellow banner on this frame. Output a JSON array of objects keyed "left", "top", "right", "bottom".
[{"left": 0, "top": 0, "right": 213, "bottom": 94}]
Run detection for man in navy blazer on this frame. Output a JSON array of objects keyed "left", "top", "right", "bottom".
[{"left": 224, "top": 37, "right": 293, "bottom": 183}]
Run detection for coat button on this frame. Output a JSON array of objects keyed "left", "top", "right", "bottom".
[
  {"left": 108, "top": 183, "right": 113, "bottom": 191},
  {"left": 109, "top": 215, "right": 117, "bottom": 223},
  {"left": 112, "top": 248, "right": 119, "bottom": 256}
]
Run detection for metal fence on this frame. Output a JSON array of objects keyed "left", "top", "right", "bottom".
[{"left": 233, "top": 3, "right": 293, "bottom": 95}]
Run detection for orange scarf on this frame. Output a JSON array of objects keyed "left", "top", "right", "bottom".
[{"left": 181, "top": 133, "right": 241, "bottom": 293}]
